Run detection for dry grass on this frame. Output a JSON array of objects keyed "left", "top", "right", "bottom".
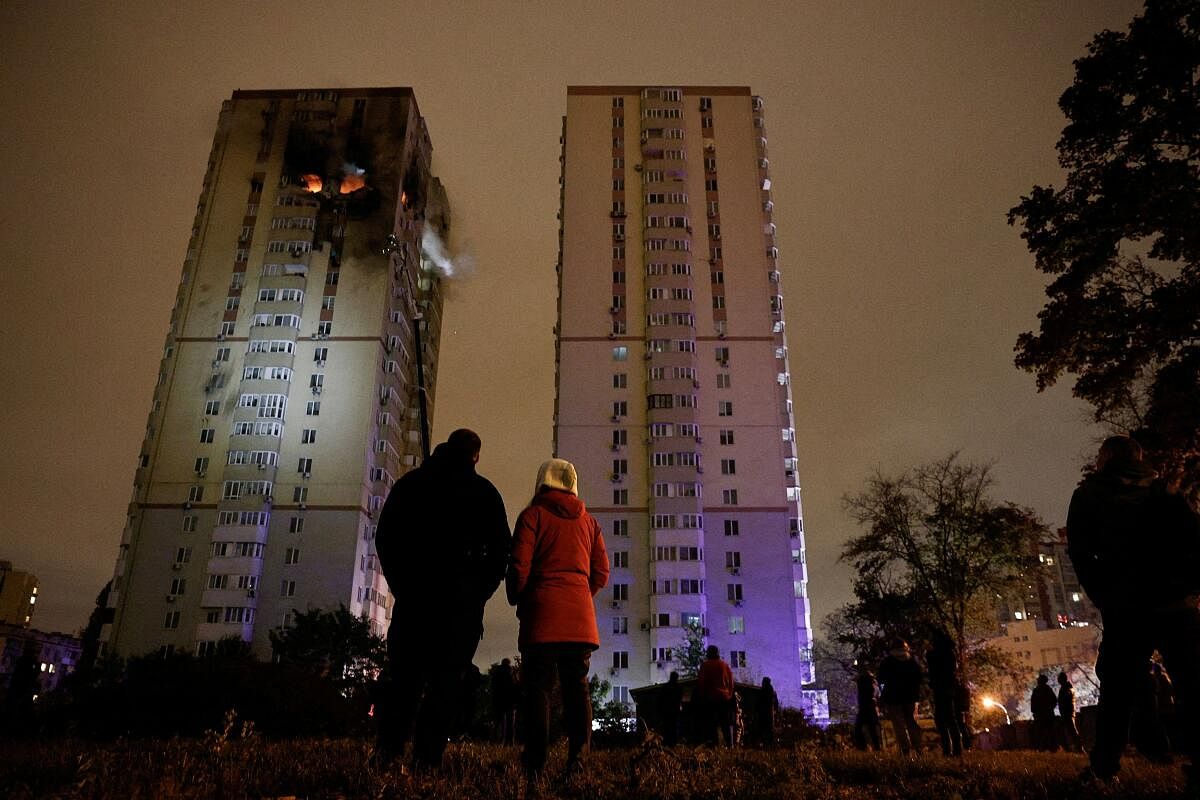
[{"left": 0, "top": 735, "right": 1190, "bottom": 799}]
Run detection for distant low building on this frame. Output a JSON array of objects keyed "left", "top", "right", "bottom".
[
  {"left": 0, "top": 561, "right": 39, "bottom": 628},
  {"left": 0, "top": 623, "right": 82, "bottom": 695},
  {"left": 984, "top": 618, "right": 1100, "bottom": 716}
]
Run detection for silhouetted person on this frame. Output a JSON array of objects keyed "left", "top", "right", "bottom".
[
  {"left": 1031, "top": 674, "right": 1058, "bottom": 751},
  {"left": 1066, "top": 435, "right": 1200, "bottom": 786},
  {"left": 1058, "top": 671, "right": 1083, "bottom": 752},
  {"left": 854, "top": 667, "right": 883, "bottom": 751},
  {"left": 506, "top": 459, "right": 608, "bottom": 779},
  {"left": 373, "top": 429, "right": 511, "bottom": 770},
  {"left": 954, "top": 679, "right": 973, "bottom": 751},
  {"left": 1133, "top": 660, "right": 1173, "bottom": 762},
  {"left": 660, "top": 671, "right": 683, "bottom": 746},
  {"left": 755, "top": 676, "right": 780, "bottom": 747},
  {"left": 926, "top": 629, "right": 964, "bottom": 756},
  {"left": 490, "top": 658, "right": 518, "bottom": 744},
  {"left": 696, "top": 645, "right": 735, "bottom": 746},
  {"left": 878, "top": 638, "right": 923, "bottom": 754}
]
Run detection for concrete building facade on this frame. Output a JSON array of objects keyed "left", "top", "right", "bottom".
[
  {"left": 101, "top": 88, "right": 448, "bottom": 659},
  {"left": 554, "top": 86, "right": 819, "bottom": 713},
  {"left": 0, "top": 562, "right": 39, "bottom": 628}
]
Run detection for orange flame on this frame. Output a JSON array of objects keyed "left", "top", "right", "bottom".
[
  {"left": 300, "top": 174, "right": 323, "bottom": 193},
  {"left": 400, "top": 191, "right": 408, "bottom": 208},
  {"left": 339, "top": 174, "right": 366, "bottom": 194}
]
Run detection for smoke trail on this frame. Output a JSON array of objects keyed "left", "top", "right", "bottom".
[{"left": 421, "top": 226, "right": 474, "bottom": 279}]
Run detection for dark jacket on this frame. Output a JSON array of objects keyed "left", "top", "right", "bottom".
[
  {"left": 1031, "top": 682, "right": 1057, "bottom": 719},
  {"left": 1066, "top": 463, "right": 1200, "bottom": 612},
  {"left": 926, "top": 640, "right": 960, "bottom": 697},
  {"left": 506, "top": 489, "right": 608, "bottom": 648},
  {"left": 856, "top": 673, "right": 880, "bottom": 720},
  {"left": 375, "top": 445, "right": 511, "bottom": 632},
  {"left": 878, "top": 650, "right": 923, "bottom": 706},
  {"left": 1057, "top": 681, "right": 1075, "bottom": 717}
]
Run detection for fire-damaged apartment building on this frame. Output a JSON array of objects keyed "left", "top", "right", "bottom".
[{"left": 101, "top": 88, "right": 449, "bottom": 659}]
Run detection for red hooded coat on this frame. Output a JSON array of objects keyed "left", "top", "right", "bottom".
[{"left": 506, "top": 489, "right": 609, "bottom": 648}]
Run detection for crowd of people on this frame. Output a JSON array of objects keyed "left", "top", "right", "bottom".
[{"left": 368, "top": 428, "right": 1199, "bottom": 792}]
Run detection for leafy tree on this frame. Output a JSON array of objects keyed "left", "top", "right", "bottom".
[
  {"left": 268, "top": 605, "right": 386, "bottom": 699},
  {"left": 671, "top": 621, "right": 708, "bottom": 678},
  {"left": 839, "top": 453, "right": 1047, "bottom": 678},
  {"left": 1009, "top": 0, "right": 1200, "bottom": 488}
]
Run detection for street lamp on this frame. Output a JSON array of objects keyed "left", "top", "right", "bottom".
[{"left": 981, "top": 696, "right": 1011, "bottom": 726}]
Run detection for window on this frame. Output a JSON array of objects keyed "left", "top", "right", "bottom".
[
  {"left": 317, "top": 321, "right": 332, "bottom": 336},
  {"left": 613, "top": 373, "right": 627, "bottom": 389},
  {"left": 613, "top": 488, "right": 628, "bottom": 505},
  {"left": 289, "top": 516, "right": 304, "bottom": 533},
  {"left": 730, "top": 650, "right": 747, "bottom": 668},
  {"left": 203, "top": 401, "right": 220, "bottom": 416},
  {"left": 652, "top": 514, "right": 676, "bottom": 529},
  {"left": 718, "top": 429, "right": 734, "bottom": 446},
  {"left": 612, "top": 519, "right": 628, "bottom": 537},
  {"left": 293, "top": 486, "right": 308, "bottom": 503},
  {"left": 285, "top": 547, "right": 300, "bottom": 565},
  {"left": 326, "top": 269, "right": 340, "bottom": 285},
  {"left": 314, "top": 347, "right": 328, "bottom": 364},
  {"left": 612, "top": 459, "right": 628, "bottom": 475},
  {"left": 649, "top": 422, "right": 672, "bottom": 437},
  {"left": 322, "top": 296, "right": 335, "bottom": 311},
  {"left": 612, "top": 178, "right": 625, "bottom": 191},
  {"left": 612, "top": 651, "right": 629, "bottom": 669},
  {"left": 612, "top": 551, "right": 628, "bottom": 568},
  {"left": 727, "top": 584, "right": 743, "bottom": 602},
  {"left": 281, "top": 579, "right": 296, "bottom": 598},
  {"left": 681, "top": 514, "right": 702, "bottom": 529},
  {"left": 722, "top": 489, "right": 739, "bottom": 505},
  {"left": 705, "top": 178, "right": 718, "bottom": 192},
  {"left": 715, "top": 347, "right": 730, "bottom": 365},
  {"left": 721, "top": 459, "right": 736, "bottom": 475},
  {"left": 612, "top": 584, "right": 629, "bottom": 602},
  {"left": 194, "top": 457, "right": 209, "bottom": 475},
  {"left": 718, "top": 401, "right": 733, "bottom": 417},
  {"left": 301, "top": 428, "right": 316, "bottom": 444},
  {"left": 724, "top": 520, "right": 740, "bottom": 536},
  {"left": 306, "top": 401, "right": 320, "bottom": 416},
  {"left": 716, "top": 373, "right": 731, "bottom": 389},
  {"left": 612, "top": 346, "right": 628, "bottom": 361},
  {"left": 680, "top": 546, "right": 701, "bottom": 561},
  {"left": 214, "top": 347, "right": 230, "bottom": 362},
  {"left": 168, "top": 577, "right": 186, "bottom": 596},
  {"left": 612, "top": 616, "right": 628, "bottom": 635},
  {"left": 297, "top": 457, "right": 312, "bottom": 474},
  {"left": 188, "top": 485, "right": 204, "bottom": 503},
  {"left": 680, "top": 579, "right": 701, "bottom": 594},
  {"left": 164, "top": 611, "right": 181, "bottom": 629},
  {"left": 612, "top": 429, "right": 628, "bottom": 447},
  {"left": 612, "top": 401, "right": 627, "bottom": 418},
  {"left": 182, "top": 515, "right": 198, "bottom": 532}
]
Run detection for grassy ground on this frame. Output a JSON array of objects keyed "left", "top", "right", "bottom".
[{"left": 0, "top": 737, "right": 1190, "bottom": 799}]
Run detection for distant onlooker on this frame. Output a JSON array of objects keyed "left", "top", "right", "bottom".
[
  {"left": 660, "top": 671, "right": 683, "bottom": 746},
  {"left": 755, "top": 676, "right": 780, "bottom": 747},
  {"left": 853, "top": 667, "right": 883, "bottom": 751},
  {"left": 696, "top": 645, "right": 735, "bottom": 746},
  {"left": 490, "top": 658, "right": 518, "bottom": 744},
  {"left": 1030, "top": 674, "right": 1058, "bottom": 751},
  {"left": 878, "top": 638, "right": 923, "bottom": 754},
  {"left": 926, "top": 629, "right": 964, "bottom": 756},
  {"left": 1057, "top": 672, "right": 1083, "bottom": 752}
]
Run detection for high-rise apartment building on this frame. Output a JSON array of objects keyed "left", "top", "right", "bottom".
[
  {"left": 554, "top": 86, "right": 820, "bottom": 713},
  {"left": 101, "top": 88, "right": 447, "bottom": 659},
  {"left": 0, "top": 561, "right": 39, "bottom": 627}
]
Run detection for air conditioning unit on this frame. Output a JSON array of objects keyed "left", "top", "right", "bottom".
[
  {"left": 656, "top": 662, "right": 664, "bottom": 669},
  {"left": 734, "top": 600, "right": 743, "bottom": 607},
  {"left": 609, "top": 472, "right": 622, "bottom": 483},
  {"left": 633, "top": 164, "right": 643, "bottom": 171},
  {"left": 198, "top": 470, "right": 207, "bottom": 477},
  {"left": 610, "top": 415, "right": 620, "bottom": 423},
  {"left": 610, "top": 667, "right": 618, "bottom": 676},
  {"left": 312, "top": 387, "right": 322, "bottom": 395},
  {"left": 265, "top": 495, "right": 274, "bottom": 504},
  {"left": 298, "top": 503, "right": 307, "bottom": 510},
  {"left": 302, "top": 472, "right": 311, "bottom": 479},
  {"left": 696, "top": 466, "right": 704, "bottom": 474},
  {"left": 246, "top": 590, "right": 256, "bottom": 599},
  {"left": 216, "top": 334, "right": 225, "bottom": 341},
  {"left": 611, "top": 601, "right": 621, "bottom": 609},
  {"left": 639, "top": 622, "right": 650, "bottom": 632},
  {"left": 695, "top": 436, "right": 703, "bottom": 444},
  {"left": 607, "top": 332, "right": 616, "bottom": 340},
  {"left": 610, "top": 444, "right": 620, "bottom": 451},
  {"left": 315, "top": 360, "right": 325, "bottom": 367},
  {"left": 311, "top": 333, "right": 320, "bottom": 340},
  {"left": 166, "top": 595, "right": 176, "bottom": 603},
  {"left": 258, "top": 464, "right": 266, "bottom": 471},
  {"left": 171, "top": 563, "right": 182, "bottom": 571},
  {"left": 728, "top": 566, "right": 740, "bottom": 575},
  {"left": 184, "top": 502, "right": 192, "bottom": 510}
]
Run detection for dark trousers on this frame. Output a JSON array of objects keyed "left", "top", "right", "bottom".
[
  {"left": 377, "top": 615, "right": 481, "bottom": 768},
  {"left": 885, "top": 702, "right": 923, "bottom": 754},
  {"left": 854, "top": 714, "right": 883, "bottom": 750},
  {"left": 1032, "top": 715, "right": 1058, "bottom": 751},
  {"left": 932, "top": 691, "right": 963, "bottom": 755},
  {"left": 520, "top": 643, "right": 593, "bottom": 775},
  {"left": 1091, "top": 606, "right": 1200, "bottom": 778}
]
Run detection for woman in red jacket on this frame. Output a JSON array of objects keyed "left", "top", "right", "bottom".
[{"left": 506, "top": 458, "right": 609, "bottom": 778}]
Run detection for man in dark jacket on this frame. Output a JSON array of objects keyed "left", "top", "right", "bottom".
[
  {"left": 853, "top": 667, "right": 883, "bottom": 751},
  {"left": 1030, "top": 674, "right": 1058, "bottom": 751},
  {"left": 878, "top": 638, "right": 924, "bottom": 754},
  {"left": 926, "top": 629, "right": 964, "bottom": 756},
  {"left": 374, "top": 428, "right": 511, "bottom": 770},
  {"left": 1067, "top": 435, "right": 1200, "bottom": 785}
]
